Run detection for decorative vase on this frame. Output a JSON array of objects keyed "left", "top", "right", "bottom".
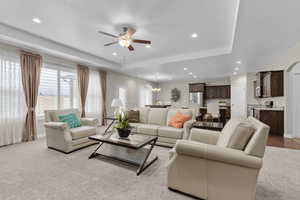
[{"left": 117, "top": 128, "right": 131, "bottom": 138}]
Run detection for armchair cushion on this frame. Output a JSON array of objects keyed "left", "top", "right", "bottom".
[
  {"left": 217, "top": 118, "right": 255, "bottom": 150},
  {"left": 189, "top": 128, "right": 220, "bottom": 145},
  {"left": 176, "top": 140, "right": 262, "bottom": 169},
  {"left": 80, "top": 118, "right": 98, "bottom": 127},
  {"left": 70, "top": 126, "right": 96, "bottom": 140}
]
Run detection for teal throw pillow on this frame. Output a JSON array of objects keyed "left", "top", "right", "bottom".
[{"left": 58, "top": 113, "right": 81, "bottom": 128}]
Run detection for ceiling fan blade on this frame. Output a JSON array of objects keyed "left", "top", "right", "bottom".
[
  {"left": 128, "top": 45, "right": 134, "bottom": 51},
  {"left": 132, "top": 39, "right": 151, "bottom": 44},
  {"left": 98, "top": 31, "right": 118, "bottom": 38},
  {"left": 104, "top": 41, "right": 118, "bottom": 46},
  {"left": 125, "top": 27, "right": 136, "bottom": 37}
]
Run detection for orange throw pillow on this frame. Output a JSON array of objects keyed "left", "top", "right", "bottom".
[{"left": 168, "top": 112, "right": 191, "bottom": 128}]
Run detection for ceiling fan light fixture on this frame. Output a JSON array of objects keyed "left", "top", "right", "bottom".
[{"left": 118, "top": 35, "right": 132, "bottom": 47}]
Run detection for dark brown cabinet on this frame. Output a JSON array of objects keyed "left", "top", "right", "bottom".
[
  {"left": 205, "top": 85, "right": 230, "bottom": 99},
  {"left": 254, "top": 109, "right": 284, "bottom": 136},
  {"left": 189, "top": 83, "right": 205, "bottom": 93},
  {"left": 255, "top": 70, "right": 284, "bottom": 98}
]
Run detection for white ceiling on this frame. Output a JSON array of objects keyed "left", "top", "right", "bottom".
[{"left": 0, "top": 0, "right": 300, "bottom": 82}]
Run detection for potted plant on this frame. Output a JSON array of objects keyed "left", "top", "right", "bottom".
[{"left": 114, "top": 113, "right": 132, "bottom": 138}]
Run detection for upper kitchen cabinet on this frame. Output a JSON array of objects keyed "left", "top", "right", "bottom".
[
  {"left": 189, "top": 83, "right": 205, "bottom": 93},
  {"left": 255, "top": 70, "right": 284, "bottom": 98},
  {"left": 205, "top": 85, "right": 231, "bottom": 99}
]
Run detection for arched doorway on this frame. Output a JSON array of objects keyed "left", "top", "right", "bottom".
[{"left": 286, "top": 62, "right": 300, "bottom": 138}]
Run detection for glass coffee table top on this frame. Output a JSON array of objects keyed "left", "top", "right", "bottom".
[{"left": 89, "top": 131, "right": 157, "bottom": 149}]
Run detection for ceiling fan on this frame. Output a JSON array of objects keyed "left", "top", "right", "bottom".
[{"left": 98, "top": 27, "right": 151, "bottom": 51}]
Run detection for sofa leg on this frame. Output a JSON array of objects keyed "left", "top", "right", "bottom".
[{"left": 168, "top": 187, "right": 204, "bottom": 200}]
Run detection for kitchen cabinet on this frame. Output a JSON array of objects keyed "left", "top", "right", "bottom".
[
  {"left": 189, "top": 83, "right": 205, "bottom": 93},
  {"left": 253, "top": 109, "right": 284, "bottom": 136},
  {"left": 255, "top": 70, "right": 284, "bottom": 98},
  {"left": 205, "top": 85, "right": 230, "bottom": 99}
]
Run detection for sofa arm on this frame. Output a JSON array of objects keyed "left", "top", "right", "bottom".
[
  {"left": 182, "top": 119, "right": 195, "bottom": 139},
  {"left": 80, "top": 118, "right": 98, "bottom": 127},
  {"left": 44, "top": 122, "right": 68, "bottom": 130},
  {"left": 175, "top": 140, "right": 262, "bottom": 169},
  {"left": 189, "top": 128, "right": 220, "bottom": 145}
]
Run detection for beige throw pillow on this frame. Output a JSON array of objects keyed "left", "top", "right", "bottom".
[
  {"left": 217, "top": 120, "right": 255, "bottom": 150},
  {"left": 127, "top": 110, "right": 140, "bottom": 123}
]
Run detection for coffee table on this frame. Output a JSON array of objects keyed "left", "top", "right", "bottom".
[{"left": 88, "top": 131, "right": 158, "bottom": 176}]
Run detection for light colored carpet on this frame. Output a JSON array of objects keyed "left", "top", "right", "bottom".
[{"left": 0, "top": 139, "right": 299, "bottom": 200}]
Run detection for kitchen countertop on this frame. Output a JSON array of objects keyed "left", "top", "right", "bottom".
[
  {"left": 253, "top": 107, "right": 284, "bottom": 111},
  {"left": 199, "top": 106, "right": 230, "bottom": 110}
]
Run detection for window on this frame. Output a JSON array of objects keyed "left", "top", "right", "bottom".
[
  {"left": 36, "top": 64, "right": 78, "bottom": 116},
  {"left": 85, "top": 69, "right": 102, "bottom": 118}
]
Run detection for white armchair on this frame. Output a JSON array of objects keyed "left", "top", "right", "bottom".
[
  {"left": 167, "top": 117, "right": 270, "bottom": 200},
  {"left": 44, "top": 109, "right": 99, "bottom": 153}
]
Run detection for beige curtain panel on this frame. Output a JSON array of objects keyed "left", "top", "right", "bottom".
[
  {"left": 77, "top": 65, "right": 90, "bottom": 117},
  {"left": 20, "top": 51, "right": 42, "bottom": 142},
  {"left": 99, "top": 70, "right": 107, "bottom": 125}
]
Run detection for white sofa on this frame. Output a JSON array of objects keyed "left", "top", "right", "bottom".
[
  {"left": 44, "top": 109, "right": 99, "bottom": 153},
  {"left": 167, "top": 117, "right": 270, "bottom": 200},
  {"left": 129, "top": 107, "right": 196, "bottom": 147}
]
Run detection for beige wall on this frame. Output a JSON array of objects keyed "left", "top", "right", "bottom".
[
  {"left": 157, "top": 77, "right": 231, "bottom": 106},
  {"left": 106, "top": 71, "right": 156, "bottom": 115}
]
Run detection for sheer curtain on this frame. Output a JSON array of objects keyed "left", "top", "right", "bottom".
[
  {"left": 85, "top": 69, "right": 102, "bottom": 121},
  {"left": 0, "top": 48, "right": 26, "bottom": 146}
]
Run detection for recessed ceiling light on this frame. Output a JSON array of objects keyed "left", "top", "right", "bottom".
[
  {"left": 146, "top": 45, "right": 151, "bottom": 48},
  {"left": 233, "top": 71, "right": 237, "bottom": 75},
  {"left": 193, "top": 75, "right": 197, "bottom": 79},
  {"left": 112, "top": 52, "right": 117, "bottom": 56},
  {"left": 32, "top": 17, "right": 42, "bottom": 24},
  {"left": 234, "top": 67, "right": 240, "bottom": 71},
  {"left": 189, "top": 72, "right": 193, "bottom": 75},
  {"left": 191, "top": 33, "right": 198, "bottom": 38},
  {"left": 236, "top": 60, "right": 242, "bottom": 64},
  {"left": 184, "top": 67, "right": 188, "bottom": 71}
]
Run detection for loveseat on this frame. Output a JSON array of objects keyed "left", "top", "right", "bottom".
[
  {"left": 167, "top": 117, "right": 270, "bottom": 200},
  {"left": 129, "top": 107, "right": 196, "bottom": 147},
  {"left": 44, "top": 109, "right": 98, "bottom": 153}
]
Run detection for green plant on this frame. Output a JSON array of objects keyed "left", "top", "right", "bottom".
[{"left": 114, "top": 113, "right": 131, "bottom": 130}]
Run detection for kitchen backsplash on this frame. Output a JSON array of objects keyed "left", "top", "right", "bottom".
[{"left": 257, "top": 96, "right": 285, "bottom": 107}]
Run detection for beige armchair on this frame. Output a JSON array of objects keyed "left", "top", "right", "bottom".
[
  {"left": 44, "top": 109, "right": 99, "bottom": 153},
  {"left": 167, "top": 117, "right": 270, "bottom": 200}
]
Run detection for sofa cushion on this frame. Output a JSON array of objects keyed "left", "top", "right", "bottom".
[
  {"left": 135, "top": 107, "right": 150, "bottom": 123},
  {"left": 217, "top": 118, "right": 255, "bottom": 150},
  {"left": 167, "top": 109, "right": 193, "bottom": 125},
  {"left": 148, "top": 108, "right": 168, "bottom": 125},
  {"left": 70, "top": 126, "right": 96, "bottom": 140},
  {"left": 158, "top": 126, "right": 183, "bottom": 139},
  {"left": 168, "top": 112, "right": 191, "bottom": 128},
  {"left": 127, "top": 110, "right": 140, "bottom": 123},
  {"left": 137, "top": 124, "right": 160, "bottom": 136},
  {"left": 129, "top": 122, "right": 141, "bottom": 128}
]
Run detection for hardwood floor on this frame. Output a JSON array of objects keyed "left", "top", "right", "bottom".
[{"left": 267, "top": 136, "right": 300, "bottom": 150}]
